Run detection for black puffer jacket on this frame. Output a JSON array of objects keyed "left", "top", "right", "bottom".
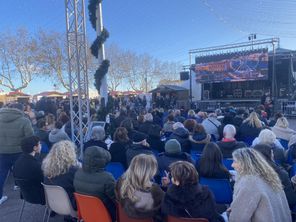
[
  {"left": 126, "top": 144, "right": 154, "bottom": 166},
  {"left": 169, "top": 128, "right": 191, "bottom": 153},
  {"left": 162, "top": 184, "right": 224, "bottom": 222},
  {"left": 217, "top": 140, "right": 247, "bottom": 158},
  {"left": 74, "top": 146, "right": 116, "bottom": 221}
]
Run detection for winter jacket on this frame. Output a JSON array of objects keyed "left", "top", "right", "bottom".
[
  {"left": 229, "top": 175, "right": 291, "bottom": 222},
  {"left": 157, "top": 152, "right": 194, "bottom": 173},
  {"left": 238, "top": 122, "right": 262, "bottom": 139},
  {"left": 74, "top": 147, "right": 116, "bottom": 221},
  {"left": 217, "top": 140, "right": 247, "bottom": 158},
  {"left": 109, "top": 141, "right": 131, "bottom": 169},
  {"left": 0, "top": 108, "right": 33, "bottom": 154},
  {"left": 202, "top": 117, "right": 221, "bottom": 141},
  {"left": 272, "top": 126, "right": 296, "bottom": 141},
  {"left": 126, "top": 144, "right": 154, "bottom": 166},
  {"left": 161, "top": 184, "right": 224, "bottom": 222},
  {"left": 13, "top": 153, "right": 45, "bottom": 204},
  {"left": 116, "top": 178, "right": 164, "bottom": 221},
  {"left": 147, "top": 136, "right": 165, "bottom": 153},
  {"left": 189, "top": 133, "right": 211, "bottom": 153},
  {"left": 83, "top": 139, "right": 108, "bottom": 152},
  {"left": 169, "top": 128, "right": 191, "bottom": 153}
]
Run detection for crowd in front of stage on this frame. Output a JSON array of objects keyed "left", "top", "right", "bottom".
[{"left": 0, "top": 98, "right": 295, "bottom": 222}]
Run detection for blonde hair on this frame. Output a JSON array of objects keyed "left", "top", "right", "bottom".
[
  {"left": 42, "top": 140, "right": 77, "bottom": 178},
  {"left": 188, "top": 109, "right": 196, "bottom": 117},
  {"left": 275, "top": 117, "right": 289, "bottom": 128},
  {"left": 244, "top": 112, "right": 262, "bottom": 128},
  {"left": 120, "top": 154, "right": 158, "bottom": 202},
  {"left": 232, "top": 148, "right": 282, "bottom": 191},
  {"left": 258, "top": 129, "right": 276, "bottom": 145}
]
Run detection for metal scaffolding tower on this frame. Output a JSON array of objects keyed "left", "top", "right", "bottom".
[{"left": 65, "top": 0, "right": 90, "bottom": 156}]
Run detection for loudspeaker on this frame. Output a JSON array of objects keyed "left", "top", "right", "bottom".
[{"left": 180, "top": 71, "right": 189, "bottom": 80}]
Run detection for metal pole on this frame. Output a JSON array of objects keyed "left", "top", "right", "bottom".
[
  {"left": 189, "top": 53, "right": 193, "bottom": 106},
  {"left": 96, "top": 2, "right": 108, "bottom": 105}
]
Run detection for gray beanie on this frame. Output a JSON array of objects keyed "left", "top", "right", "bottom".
[{"left": 165, "top": 139, "right": 181, "bottom": 154}]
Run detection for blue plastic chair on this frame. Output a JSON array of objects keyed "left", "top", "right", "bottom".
[
  {"left": 40, "top": 141, "right": 49, "bottom": 154},
  {"left": 223, "top": 158, "right": 234, "bottom": 170},
  {"left": 290, "top": 163, "right": 296, "bottom": 178},
  {"left": 191, "top": 153, "right": 202, "bottom": 164},
  {"left": 105, "top": 162, "right": 125, "bottom": 180},
  {"left": 199, "top": 177, "right": 233, "bottom": 204},
  {"left": 278, "top": 139, "right": 289, "bottom": 150}
]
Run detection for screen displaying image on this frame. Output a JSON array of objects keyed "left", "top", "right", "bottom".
[{"left": 192, "top": 49, "right": 269, "bottom": 83}]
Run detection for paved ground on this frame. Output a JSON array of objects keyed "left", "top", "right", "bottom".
[
  {"left": 0, "top": 173, "right": 65, "bottom": 222},
  {"left": 1, "top": 118, "right": 296, "bottom": 221}
]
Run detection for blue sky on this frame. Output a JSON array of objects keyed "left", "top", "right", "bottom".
[{"left": 0, "top": 0, "right": 295, "bottom": 94}]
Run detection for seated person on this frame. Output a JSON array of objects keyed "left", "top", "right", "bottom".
[
  {"left": 74, "top": 146, "right": 116, "bottom": 221},
  {"left": 161, "top": 161, "right": 224, "bottom": 222},
  {"left": 109, "top": 127, "right": 131, "bottom": 169},
  {"left": 196, "top": 143, "right": 231, "bottom": 179},
  {"left": 84, "top": 126, "right": 107, "bottom": 152},
  {"left": 217, "top": 124, "right": 246, "bottom": 158},
  {"left": 158, "top": 139, "right": 194, "bottom": 173},
  {"left": 116, "top": 154, "right": 164, "bottom": 221},
  {"left": 189, "top": 124, "right": 211, "bottom": 153},
  {"left": 42, "top": 140, "right": 80, "bottom": 209},
  {"left": 126, "top": 132, "right": 154, "bottom": 166},
  {"left": 168, "top": 122, "right": 191, "bottom": 153},
  {"left": 13, "top": 136, "right": 45, "bottom": 205},
  {"left": 253, "top": 144, "right": 296, "bottom": 208}
]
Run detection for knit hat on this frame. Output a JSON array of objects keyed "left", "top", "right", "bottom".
[
  {"left": 132, "top": 131, "right": 147, "bottom": 143},
  {"left": 165, "top": 139, "right": 181, "bottom": 153}
]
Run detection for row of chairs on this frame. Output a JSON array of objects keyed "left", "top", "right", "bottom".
[{"left": 18, "top": 182, "right": 209, "bottom": 222}]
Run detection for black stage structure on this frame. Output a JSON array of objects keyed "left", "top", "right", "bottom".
[{"left": 188, "top": 38, "right": 296, "bottom": 113}]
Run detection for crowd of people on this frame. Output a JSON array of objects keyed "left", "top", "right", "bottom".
[{"left": 0, "top": 98, "right": 296, "bottom": 222}]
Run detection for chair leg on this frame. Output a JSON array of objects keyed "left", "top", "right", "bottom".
[
  {"left": 46, "top": 209, "right": 51, "bottom": 222},
  {"left": 18, "top": 200, "right": 25, "bottom": 222},
  {"left": 42, "top": 206, "right": 48, "bottom": 222}
]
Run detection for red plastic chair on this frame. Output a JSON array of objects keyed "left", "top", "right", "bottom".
[
  {"left": 116, "top": 201, "right": 154, "bottom": 222},
  {"left": 74, "top": 192, "right": 112, "bottom": 222},
  {"left": 167, "top": 215, "right": 209, "bottom": 222}
]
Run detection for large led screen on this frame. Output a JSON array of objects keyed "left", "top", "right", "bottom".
[{"left": 192, "top": 49, "right": 269, "bottom": 83}]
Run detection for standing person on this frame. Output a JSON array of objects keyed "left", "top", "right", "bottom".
[
  {"left": 228, "top": 148, "right": 291, "bottom": 222},
  {"left": 116, "top": 154, "right": 164, "bottom": 221},
  {"left": 161, "top": 161, "right": 224, "bottom": 222},
  {"left": 0, "top": 104, "right": 33, "bottom": 205},
  {"left": 13, "top": 136, "right": 45, "bottom": 205}
]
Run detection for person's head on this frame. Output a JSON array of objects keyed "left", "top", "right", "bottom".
[
  {"left": 42, "top": 140, "right": 77, "bottom": 178},
  {"left": 198, "top": 142, "right": 229, "bottom": 177},
  {"left": 132, "top": 131, "right": 148, "bottom": 146},
  {"left": 21, "top": 136, "right": 41, "bottom": 155},
  {"left": 46, "top": 114, "right": 55, "bottom": 125},
  {"left": 245, "top": 112, "right": 262, "bottom": 128},
  {"left": 165, "top": 139, "right": 181, "bottom": 154},
  {"left": 144, "top": 113, "right": 153, "bottom": 122},
  {"left": 120, "top": 154, "right": 158, "bottom": 202},
  {"left": 10, "top": 103, "right": 24, "bottom": 111},
  {"left": 172, "top": 122, "right": 184, "bottom": 131},
  {"left": 274, "top": 112, "right": 283, "bottom": 121},
  {"left": 253, "top": 144, "right": 273, "bottom": 162},
  {"left": 183, "top": 119, "right": 197, "bottom": 133},
  {"left": 82, "top": 146, "right": 111, "bottom": 173},
  {"left": 232, "top": 148, "right": 282, "bottom": 191},
  {"left": 223, "top": 124, "right": 236, "bottom": 139},
  {"left": 187, "top": 109, "right": 196, "bottom": 117},
  {"left": 91, "top": 126, "right": 105, "bottom": 141},
  {"left": 258, "top": 129, "right": 276, "bottom": 145},
  {"left": 113, "top": 127, "right": 129, "bottom": 143},
  {"left": 170, "top": 161, "right": 198, "bottom": 186},
  {"left": 55, "top": 121, "right": 64, "bottom": 130},
  {"left": 58, "top": 112, "right": 70, "bottom": 124},
  {"left": 193, "top": 123, "right": 206, "bottom": 134},
  {"left": 174, "top": 109, "right": 181, "bottom": 116},
  {"left": 167, "top": 114, "right": 175, "bottom": 122},
  {"left": 37, "top": 118, "right": 47, "bottom": 130},
  {"left": 275, "top": 117, "right": 289, "bottom": 128}
]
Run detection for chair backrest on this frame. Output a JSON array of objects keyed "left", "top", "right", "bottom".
[
  {"left": 222, "top": 158, "right": 234, "bottom": 170},
  {"left": 242, "top": 136, "right": 256, "bottom": 146},
  {"left": 278, "top": 138, "right": 289, "bottom": 150},
  {"left": 74, "top": 192, "right": 112, "bottom": 222},
  {"left": 167, "top": 215, "right": 209, "bottom": 222},
  {"left": 42, "top": 183, "right": 77, "bottom": 218},
  {"left": 116, "top": 201, "right": 154, "bottom": 222},
  {"left": 40, "top": 141, "right": 49, "bottom": 153},
  {"left": 106, "top": 162, "right": 125, "bottom": 180},
  {"left": 199, "top": 177, "right": 232, "bottom": 204}
]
